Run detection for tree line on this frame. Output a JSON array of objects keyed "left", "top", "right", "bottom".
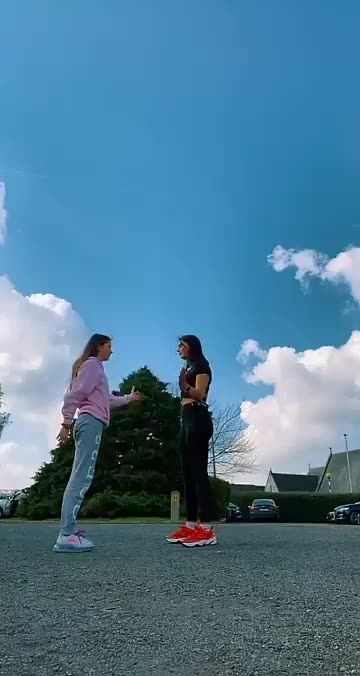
[{"left": 0, "top": 368, "right": 255, "bottom": 519}]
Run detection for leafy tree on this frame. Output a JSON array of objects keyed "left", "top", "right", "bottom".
[{"left": 0, "top": 384, "right": 10, "bottom": 440}]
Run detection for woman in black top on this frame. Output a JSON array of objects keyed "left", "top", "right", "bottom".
[{"left": 166, "top": 335, "right": 217, "bottom": 547}]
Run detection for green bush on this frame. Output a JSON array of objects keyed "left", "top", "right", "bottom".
[
  {"left": 15, "top": 498, "right": 28, "bottom": 518},
  {"left": 229, "top": 490, "right": 360, "bottom": 522},
  {"left": 26, "top": 500, "right": 54, "bottom": 521},
  {"left": 209, "top": 477, "right": 231, "bottom": 520},
  {"left": 16, "top": 486, "right": 63, "bottom": 519},
  {"left": 81, "top": 490, "right": 119, "bottom": 518},
  {"left": 82, "top": 490, "right": 169, "bottom": 518},
  {"left": 110, "top": 470, "right": 169, "bottom": 494},
  {"left": 116, "top": 492, "right": 169, "bottom": 518}
]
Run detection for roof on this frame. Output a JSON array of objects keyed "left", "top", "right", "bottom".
[
  {"left": 271, "top": 472, "right": 319, "bottom": 492},
  {"left": 308, "top": 466, "right": 324, "bottom": 478},
  {"left": 317, "top": 449, "right": 360, "bottom": 494},
  {"left": 230, "top": 483, "right": 265, "bottom": 495}
]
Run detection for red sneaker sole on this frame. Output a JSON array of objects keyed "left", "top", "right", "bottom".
[{"left": 182, "top": 537, "right": 217, "bottom": 547}]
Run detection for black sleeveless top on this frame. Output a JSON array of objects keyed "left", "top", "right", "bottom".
[{"left": 180, "top": 359, "right": 212, "bottom": 400}]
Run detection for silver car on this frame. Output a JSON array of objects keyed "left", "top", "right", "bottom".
[
  {"left": 0, "top": 491, "right": 24, "bottom": 518},
  {"left": 0, "top": 493, "right": 13, "bottom": 518}
]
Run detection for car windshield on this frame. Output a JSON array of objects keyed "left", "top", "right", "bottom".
[{"left": 253, "top": 499, "right": 275, "bottom": 505}]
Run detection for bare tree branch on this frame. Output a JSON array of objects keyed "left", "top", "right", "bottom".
[{"left": 209, "top": 402, "right": 256, "bottom": 478}]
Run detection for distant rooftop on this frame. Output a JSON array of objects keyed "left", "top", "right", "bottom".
[
  {"left": 308, "top": 466, "right": 324, "bottom": 478},
  {"left": 270, "top": 472, "right": 319, "bottom": 492},
  {"left": 230, "top": 483, "right": 265, "bottom": 494},
  {"left": 317, "top": 448, "right": 360, "bottom": 493}
]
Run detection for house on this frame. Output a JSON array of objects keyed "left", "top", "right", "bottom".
[
  {"left": 265, "top": 470, "right": 319, "bottom": 493},
  {"left": 230, "top": 483, "right": 265, "bottom": 499},
  {"left": 307, "top": 466, "right": 325, "bottom": 480},
  {"left": 316, "top": 448, "right": 360, "bottom": 494}
]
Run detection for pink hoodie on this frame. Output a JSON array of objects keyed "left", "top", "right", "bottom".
[{"left": 62, "top": 357, "right": 131, "bottom": 425}]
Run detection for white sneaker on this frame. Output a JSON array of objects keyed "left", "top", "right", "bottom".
[{"left": 53, "top": 529, "right": 94, "bottom": 553}]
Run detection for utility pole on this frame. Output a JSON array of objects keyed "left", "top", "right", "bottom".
[
  {"left": 344, "top": 433, "right": 353, "bottom": 493},
  {"left": 211, "top": 437, "right": 216, "bottom": 478},
  {"left": 326, "top": 448, "right": 333, "bottom": 493}
]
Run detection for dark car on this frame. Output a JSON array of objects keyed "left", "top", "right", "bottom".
[
  {"left": 327, "top": 501, "right": 360, "bottom": 525},
  {"left": 249, "top": 498, "right": 279, "bottom": 522},
  {"left": 225, "top": 502, "right": 243, "bottom": 522}
]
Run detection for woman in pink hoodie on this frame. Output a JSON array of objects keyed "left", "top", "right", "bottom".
[{"left": 54, "top": 333, "right": 141, "bottom": 553}]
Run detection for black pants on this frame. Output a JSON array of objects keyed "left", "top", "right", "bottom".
[{"left": 180, "top": 403, "right": 214, "bottom": 523}]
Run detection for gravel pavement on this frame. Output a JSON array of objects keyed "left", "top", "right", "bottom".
[{"left": 1, "top": 522, "right": 359, "bottom": 676}]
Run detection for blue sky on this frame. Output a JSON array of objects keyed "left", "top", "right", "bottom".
[{"left": 1, "top": 1, "right": 360, "bottom": 476}]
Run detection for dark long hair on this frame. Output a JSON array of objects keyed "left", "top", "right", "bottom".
[
  {"left": 179, "top": 334, "right": 208, "bottom": 364},
  {"left": 71, "top": 333, "right": 111, "bottom": 382}
]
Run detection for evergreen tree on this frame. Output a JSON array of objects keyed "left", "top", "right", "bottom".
[{"left": 19, "top": 367, "right": 182, "bottom": 519}]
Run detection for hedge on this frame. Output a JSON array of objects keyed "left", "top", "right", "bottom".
[
  {"left": 209, "top": 476, "right": 231, "bottom": 520},
  {"left": 82, "top": 479, "right": 230, "bottom": 520},
  {"left": 229, "top": 491, "right": 360, "bottom": 522},
  {"left": 16, "top": 477, "right": 231, "bottom": 521},
  {"left": 15, "top": 487, "right": 360, "bottom": 522},
  {"left": 82, "top": 491, "right": 169, "bottom": 518}
]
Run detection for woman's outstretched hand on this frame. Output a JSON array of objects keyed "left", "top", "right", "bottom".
[{"left": 130, "top": 386, "right": 142, "bottom": 402}]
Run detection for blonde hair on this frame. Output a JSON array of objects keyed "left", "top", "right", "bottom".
[{"left": 71, "top": 333, "right": 111, "bottom": 383}]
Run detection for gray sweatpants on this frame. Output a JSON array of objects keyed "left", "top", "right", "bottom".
[{"left": 59, "top": 413, "right": 104, "bottom": 536}]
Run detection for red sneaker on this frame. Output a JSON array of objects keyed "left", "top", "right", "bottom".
[
  {"left": 166, "top": 524, "right": 195, "bottom": 543},
  {"left": 182, "top": 525, "right": 217, "bottom": 547}
]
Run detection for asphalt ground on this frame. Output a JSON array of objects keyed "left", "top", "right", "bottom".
[{"left": 1, "top": 522, "right": 359, "bottom": 676}]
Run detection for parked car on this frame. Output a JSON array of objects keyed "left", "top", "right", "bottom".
[
  {"left": 0, "top": 494, "right": 13, "bottom": 518},
  {"left": 225, "top": 502, "right": 243, "bottom": 522},
  {"left": 249, "top": 498, "right": 280, "bottom": 522},
  {"left": 327, "top": 501, "right": 360, "bottom": 525},
  {"left": 0, "top": 490, "right": 24, "bottom": 518}
]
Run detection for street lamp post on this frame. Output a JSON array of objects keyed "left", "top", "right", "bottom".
[
  {"left": 326, "top": 472, "right": 332, "bottom": 493},
  {"left": 344, "top": 433, "right": 353, "bottom": 493},
  {"left": 327, "top": 448, "right": 333, "bottom": 492}
]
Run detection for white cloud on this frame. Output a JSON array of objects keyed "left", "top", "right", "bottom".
[
  {"left": 0, "top": 442, "right": 40, "bottom": 490},
  {"left": 0, "top": 276, "right": 87, "bottom": 488},
  {"left": 324, "top": 248, "right": 360, "bottom": 303},
  {"left": 268, "top": 244, "right": 360, "bottom": 301},
  {"left": 237, "top": 339, "right": 266, "bottom": 363},
  {"left": 238, "top": 331, "right": 360, "bottom": 483},
  {"left": 0, "top": 182, "right": 7, "bottom": 245},
  {"left": 268, "top": 244, "right": 325, "bottom": 282}
]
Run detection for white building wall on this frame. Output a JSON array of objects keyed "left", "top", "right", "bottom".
[{"left": 265, "top": 473, "right": 279, "bottom": 493}]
